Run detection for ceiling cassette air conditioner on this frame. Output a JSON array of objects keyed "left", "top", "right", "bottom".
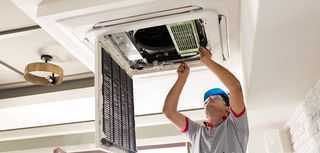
[{"left": 90, "top": 6, "right": 229, "bottom": 75}]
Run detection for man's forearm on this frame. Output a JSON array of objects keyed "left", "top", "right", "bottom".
[
  {"left": 206, "top": 60, "right": 241, "bottom": 91},
  {"left": 163, "top": 77, "right": 187, "bottom": 113}
]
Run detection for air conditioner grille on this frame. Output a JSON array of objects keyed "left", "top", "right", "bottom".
[{"left": 166, "top": 20, "right": 200, "bottom": 57}]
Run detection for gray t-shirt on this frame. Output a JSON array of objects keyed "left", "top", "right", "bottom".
[{"left": 183, "top": 107, "right": 249, "bottom": 153}]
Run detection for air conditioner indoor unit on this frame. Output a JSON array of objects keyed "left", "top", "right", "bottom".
[
  {"left": 89, "top": 6, "right": 230, "bottom": 76},
  {"left": 92, "top": 6, "right": 229, "bottom": 75},
  {"left": 61, "top": 4, "right": 231, "bottom": 75}
]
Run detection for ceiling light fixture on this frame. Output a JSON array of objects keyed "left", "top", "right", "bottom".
[{"left": 24, "top": 55, "right": 63, "bottom": 86}]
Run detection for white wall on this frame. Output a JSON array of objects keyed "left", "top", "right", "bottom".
[
  {"left": 287, "top": 79, "right": 320, "bottom": 153},
  {"left": 248, "top": 127, "right": 291, "bottom": 153},
  {"left": 248, "top": 127, "right": 267, "bottom": 153},
  {"left": 249, "top": 78, "right": 320, "bottom": 153}
]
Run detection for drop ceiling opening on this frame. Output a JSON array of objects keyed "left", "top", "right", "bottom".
[{"left": 104, "top": 19, "right": 208, "bottom": 71}]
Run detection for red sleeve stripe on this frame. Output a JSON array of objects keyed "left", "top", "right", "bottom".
[
  {"left": 230, "top": 106, "right": 246, "bottom": 118},
  {"left": 180, "top": 117, "right": 189, "bottom": 133}
]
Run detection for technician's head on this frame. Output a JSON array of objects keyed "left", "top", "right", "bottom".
[{"left": 203, "top": 88, "right": 229, "bottom": 119}]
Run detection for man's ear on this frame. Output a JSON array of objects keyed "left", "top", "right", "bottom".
[{"left": 225, "top": 106, "right": 230, "bottom": 112}]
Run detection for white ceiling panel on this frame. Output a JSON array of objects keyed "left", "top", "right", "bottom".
[
  {"left": 0, "top": 97, "right": 95, "bottom": 131},
  {"left": 0, "top": 29, "right": 90, "bottom": 78},
  {"left": 0, "top": 63, "right": 24, "bottom": 85},
  {"left": 0, "top": 0, "right": 36, "bottom": 31}
]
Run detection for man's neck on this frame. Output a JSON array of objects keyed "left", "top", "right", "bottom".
[
  {"left": 209, "top": 115, "right": 223, "bottom": 125},
  {"left": 209, "top": 112, "right": 229, "bottom": 125}
]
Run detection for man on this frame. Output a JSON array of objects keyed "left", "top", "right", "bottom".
[{"left": 162, "top": 47, "right": 249, "bottom": 153}]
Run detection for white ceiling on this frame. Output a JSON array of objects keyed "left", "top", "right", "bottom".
[
  {"left": 0, "top": 0, "right": 35, "bottom": 31},
  {"left": 0, "top": 93, "right": 94, "bottom": 131},
  {"left": 0, "top": 63, "right": 22, "bottom": 85},
  {"left": 0, "top": 29, "right": 90, "bottom": 78},
  {"left": 0, "top": 0, "right": 320, "bottom": 135},
  {"left": 0, "top": 1, "right": 92, "bottom": 90}
]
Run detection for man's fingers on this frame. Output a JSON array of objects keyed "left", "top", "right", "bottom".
[
  {"left": 199, "top": 47, "right": 208, "bottom": 52},
  {"left": 180, "top": 62, "right": 186, "bottom": 68},
  {"left": 178, "top": 64, "right": 184, "bottom": 71},
  {"left": 177, "top": 61, "right": 190, "bottom": 74},
  {"left": 199, "top": 48, "right": 204, "bottom": 55},
  {"left": 199, "top": 47, "right": 205, "bottom": 52},
  {"left": 199, "top": 47, "right": 211, "bottom": 54},
  {"left": 178, "top": 64, "right": 184, "bottom": 70},
  {"left": 181, "top": 61, "right": 186, "bottom": 66},
  {"left": 182, "top": 62, "right": 189, "bottom": 70},
  {"left": 184, "top": 63, "right": 190, "bottom": 70}
]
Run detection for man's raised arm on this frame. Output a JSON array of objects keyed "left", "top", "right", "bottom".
[
  {"left": 162, "top": 62, "right": 189, "bottom": 131},
  {"left": 199, "top": 47, "right": 245, "bottom": 114}
]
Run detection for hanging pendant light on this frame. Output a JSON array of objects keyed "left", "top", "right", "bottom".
[{"left": 24, "top": 55, "right": 63, "bottom": 86}]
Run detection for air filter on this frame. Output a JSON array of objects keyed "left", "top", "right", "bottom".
[{"left": 166, "top": 20, "right": 200, "bottom": 57}]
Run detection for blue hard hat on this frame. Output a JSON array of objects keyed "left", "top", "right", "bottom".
[{"left": 203, "top": 88, "right": 229, "bottom": 106}]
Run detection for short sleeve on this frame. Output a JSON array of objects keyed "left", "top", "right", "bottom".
[
  {"left": 229, "top": 106, "right": 249, "bottom": 146},
  {"left": 183, "top": 117, "right": 201, "bottom": 142},
  {"left": 229, "top": 106, "right": 248, "bottom": 128}
]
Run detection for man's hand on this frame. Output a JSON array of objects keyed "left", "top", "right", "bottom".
[
  {"left": 199, "top": 47, "right": 213, "bottom": 66},
  {"left": 53, "top": 147, "right": 66, "bottom": 153},
  {"left": 177, "top": 62, "right": 189, "bottom": 79}
]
